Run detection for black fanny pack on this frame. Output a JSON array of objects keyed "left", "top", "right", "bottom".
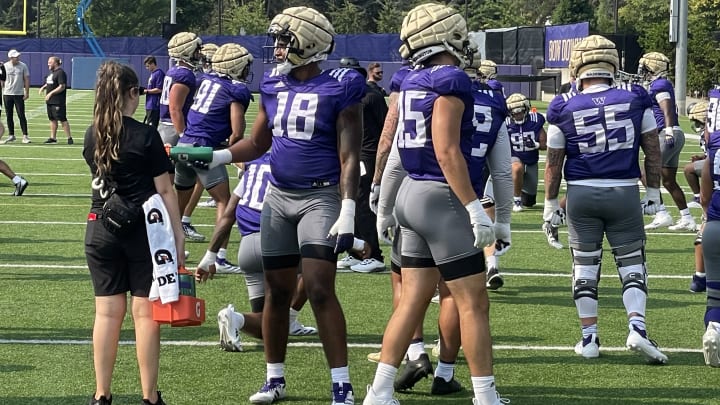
[{"left": 102, "top": 192, "right": 143, "bottom": 236}]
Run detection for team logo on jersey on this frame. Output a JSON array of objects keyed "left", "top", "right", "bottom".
[
  {"left": 146, "top": 208, "right": 164, "bottom": 224},
  {"left": 154, "top": 249, "right": 175, "bottom": 265},
  {"left": 592, "top": 97, "right": 606, "bottom": 105}
]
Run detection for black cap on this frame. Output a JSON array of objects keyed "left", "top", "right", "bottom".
[{"left": 339, "top": 57, "right": 366, "bottom": 77}]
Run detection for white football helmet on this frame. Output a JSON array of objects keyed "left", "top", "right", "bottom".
[
  {"left": 638, "top": 52, "right": 670, "bottom": 80},
  {"left": 168, "top": 31, "right": 203, "bottom": 66},
  {"left": 506, "top": 93, "right": 531, "bottom": 124},
  {"left": 568, "top": 35, "right": 618, "bottom": 91},
  {"left": 478, "top": 60, "right": 498, "bottom": 81},
  {"left": 265, "top": 6, "right": 335, "bottom": 75},
  {"left": 688, "top": 101, "right": 708, "bottom": 133},
  {"left": 212, "top": 43, "right": 254, "bottom": 82},
  {"left": 399, "top": 3, "right": 469, "bottom": 68}
]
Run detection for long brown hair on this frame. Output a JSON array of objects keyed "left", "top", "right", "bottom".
[{"left": 92, "top": 61, "right": 139, "bottom": 179}]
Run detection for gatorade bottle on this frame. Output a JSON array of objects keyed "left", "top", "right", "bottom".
[
  {"left": 178, "top": 265, "right": 196, "bottom": 297},
  {"left": 169, "top": 146, "right": 213, "bottom": 163}
]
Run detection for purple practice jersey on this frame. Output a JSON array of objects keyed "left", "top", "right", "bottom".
[
  {"left": 183, "top": 74, "right": 252, "bottom": 147},
  {"left": 468, "top": 81, "right": 508, "bottom": 196},
  {"left": 159, "top": 65, "right": 197, "bottom": 124},
  {"left": 261, "top": 68, "right": 366, "bottom": 189},
  {"left": 647, "top": 77, "right": 678, "bottom": 129},
  {"left": 235, "top": 154, "right": 273, "bottom": 236},
  {"left": 507, "top": 112, "right": 546, "bottom": 165},
  {"left": 397, "top": 65, "right": 475, "bottom": 183},
  {"left": 487, "top": 79, "right": 506, "bottom": 97},
  {"left": 546, "top": 84, "right": 652, "bottom": 181},
  {"left": 390, "top": 65, "right": 412, "bottom": 93},
  {"left": 705, "top": 88, "right": 720, "bottom": 221},
  {"left": 145, "top": 68, "right": 165, "bottom": 110}
]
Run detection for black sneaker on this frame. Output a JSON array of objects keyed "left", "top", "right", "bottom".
[
  {"left": 394, "top": 353, "right": 433, "bottom": 391},
  {"left": 142, "top": 391, "right": 166, "bottom": 405},
  {"left": 44, "top": 138, "right": 57, "bottom": 144},
  {"left": 430, "top": 375, "right": 464, "bottom": 395},
  {"left": 89, "top": 395, "right": 112, "bottom": 405},
  {"left": 13, "top": 177, "right": 28, "bottom": 196},
  {"left": 67, "top": 137, "right": 74, "bottom": 145},
  {"left": 486, "top": 267, "right": 504, "bottom": 290}
]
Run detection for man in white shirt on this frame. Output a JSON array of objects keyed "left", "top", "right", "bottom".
[{"left": 2, "top": 49, "right": 31, "bottom": 144}]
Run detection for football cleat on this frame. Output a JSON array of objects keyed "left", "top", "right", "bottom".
[
  {"left": 215, "top": 258, "right": 243, "bottom": 274},
  {"left": 362, "top": 385, "right": 399, "bottom": 405},
  {"left": 512, "top": 200, "right": 523, "bottom": 212},
  {"left": 198, "top": 198, "right": 217, "bottom": 208},
  {"left": 331, "top": 382, "right": 354, "bottom": 405},
  {"left": 250, "top": 377, "right": 287, "bottom": 404},
  {"left": 394, "top": 353, "right": 433, "bottom": 391},
  {"left": 337, "top": 254, "right": 361, "bottom": 269},
  {"left": 182, "top": 222, "right": 206, "bottom": 242},
  {"left": 668, "top": 216, "right": 698, "bottom": 232},
  {"left": 574, "top": 333, "right": 600, "bottom": 358},
  {"left": 644, "top": 211, "right": 673, "bottom": 230},
  {"left": 626, "top": 326, "right": 667, "bottom": 364},
  {"left": 486, "top": 267, "right": 504, "bottom": 290},
  {"left": 350, "top": 258, "right": 386, "bottom": 273},
  {"left": 141, "top": 391, "right": 166, "bottom": 405},
  {"left": 542, "top": 221, "right": 563, "bottom": 249},
  {"left": 690, "top": 274, "right": 707, "bottom": 293},
  {"left": 367, "top": 351, "right": 381, "bottom": 363},
  {"left": 2, "top": 135, "right": 16, "bottom": 143},
  {"left": 688, "top": 196, "right": 702, "bottom": 209},
  {"left": 13, "top": 177, "right": 28, "bottom": 196},
  {"left": 88, "top": 395, "right": 112, "bottom": 405},
  {"left": 289, "top": 319, "right": 317, "bottom": 336},
  {"left": 703, "top": 322, "right": 720, "bottom": 367},
  {"left": 217, "top": 305, "right": 242, "bottom": 352},
  {"left": 430, "top": 375, "right": 464, "bottom": 395}
]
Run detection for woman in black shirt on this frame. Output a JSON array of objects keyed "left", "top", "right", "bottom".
[{"left": 83, "top": 61, "right": 184, "bottom": 405}]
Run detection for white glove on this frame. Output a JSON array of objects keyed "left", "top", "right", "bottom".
[
  {"left": 369, "top": 183, "right": 381, "bottom": 214},
  {"left": 465, "top": 199, "right": 495, "bottom": 248},
  {"left": 543, "top": 199, "right": 566, "bottom": 226},
  {"left": 641, "top": 187, "right": 661, "bottom": 215},
  {"left": 664, "top": 127, "right": 675, "bottom": 148},
  {"left": 328, "top": 199, "right": 356, "bottom": 253},
  {"left": 376, "top": 212, "right": 397, "bottom": 245},
  {"left": 493, "top": 222, "right": 511, "bottom": 256}
]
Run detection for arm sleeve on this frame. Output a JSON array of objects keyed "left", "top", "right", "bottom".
[
  {"left": 546, "top": 125, "right": 566, "bottom": 149},
  {"left": 377, "top": 141, "right": 406, "bottom": 217},
  {"left": 487, "top": 124, "right": 513, "bottom": 225}
]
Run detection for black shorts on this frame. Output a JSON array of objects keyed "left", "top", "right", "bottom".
[
  {"left": 47, "top": 104, "right": 67, "bottom": 122},
  {"left": 84, "top": 216, "right": 153, "bottom": 297}
]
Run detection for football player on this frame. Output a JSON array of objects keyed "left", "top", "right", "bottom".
[
  {"left": 200, "top": 42, "right": 218, "bottom": 73},
  {"left": 639, "top": 52, "right": 697, "bottom": 231},
  {"left": 505, "top": 93, "right": 547, "bottom": 212},
  {"left": 364, "top": 4, "right": 505, "bottom": 405},
  {"left": 158, "top": 31, "right": 206, "bottom": 242},
  {"left": 544, "top": 35, "right": 667, "bottom": 364},
  {"left": 478, "top": 59, "right": 505, "bottom": 97},
  {"left": 685, "top": 101, "right": 709, "bottom": 209},
  {"left": 196, "top": 7, "right": 364, "bottom": 404},
  {"left": 699, "top": 85, "right": 720, "bottom": 367}
]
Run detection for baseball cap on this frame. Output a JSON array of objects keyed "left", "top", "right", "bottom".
[{"left": 8, "top": 49, "right": 20, "bottom": 58}]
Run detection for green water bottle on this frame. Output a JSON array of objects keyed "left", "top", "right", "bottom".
[
  {"left": 178, "top": 266, "right": 196, "bottom": 297},
  {"left": 169, "top": 146, "right": 213, "bottom": 163}
]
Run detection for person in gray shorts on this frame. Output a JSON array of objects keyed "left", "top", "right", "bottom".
[{"left": 544, "top": 35, "right": 667, "bottom": 364}]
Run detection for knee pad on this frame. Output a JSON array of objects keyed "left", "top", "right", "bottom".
[
  {"left": 612, "top": 240, "right": 648, "bottom": 294},
  {"left": 570, "top": 242, "right": 602, "bottom": 301},
  {"left": 521, "top": 191, "right": 536, "bottom": 207}
]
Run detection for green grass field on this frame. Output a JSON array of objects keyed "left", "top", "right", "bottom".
[{"left": 0, "top": 89, "right": 715, "bottom": 404}]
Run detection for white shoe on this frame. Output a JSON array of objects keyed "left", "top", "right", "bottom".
[
  {"left": 472, "top": 392, "right": 511, "bottom": 405},
  {"left": 668, "top": 216, "right": 698, "bottom": 231},
  {"left": 367, "top": 351, "right": 381, "bottom": 363},
  {"left": 215, "top": 258, "right": 243, "bottom": 274},
  {"left": 688, "top": 200, "right": 702, "bottom": 209},
  {"left": 626, "top": 327, "right": 668, "bottom": 364},
  {"left": 703, "top": 322, "right": 720, "bottom": 367},
  {"left": 289, "top": 319, "right": 317, "bottom": 336},
  {"left": 574, "top": 333, "right": 600, "bottom": 358},
  {"left": 362, "top": 385, "right": 399, "bottom": 405},
  {"left": 198, "top": 198, "right": 217, "bottom": 208},
  {"left": 350, "top": 258, "right": 386, "bottom": 273},
  {"left": 21, "top": 136, "right": 31, "bottom": 144},
  {"left": 644, "top": 211, "right": 673, "bottom": 230},
  {"left": 542, "top": 222, "right": 563, "bottom": 249},
  {"left": 512, "top": 201, "right": 523, "bottom": 212},
  {"left": 337, "top": 254, "right": 361, "bottom": 269},
  {"left": 217, "top": 305, "right": 242, "bottom": 352},
  {"left": 431, "top": 339, "right": 440, "bottom": 358},
  {"left": 250, "top": 377, "right": 287, "bottom": 404}
]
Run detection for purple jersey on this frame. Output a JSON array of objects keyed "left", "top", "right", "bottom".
[
  {"left": 706, "top": 88, "right": 720, "bottom": 221},
  {"left": 261, "top": 68, "right": 366, "bottom": 189},
  {"left": 235, "top": 154, "right": 273, "bottom": 236},
  {"left": 390, "top": 66, "right": 412, "bottom": 93},
  {"left": 507, "top": 112, "right": 546, "bottom": 165},
  {"left": 397, "top": 65, "right": 475, "bottom": 183},
  {"left": 547, "top": 84, "right": 652, "bottom": 181},
  {"left": 647, "top": 77, "right": 678, "bottom": 129},
  {"left": 183, "top": 74, "right": 252, "bottom": 147},
  {"left": 145, "top": 68, "right": 165, "bottom": 110},
  {"left": 487, "top": 79, "right": 505, "bottom": 97},
  {"left": 469, "top": 81, "right": 508, "bottom": 196},
  {"left": 159, "top": 65, "right": 197, "bottom": 124}
]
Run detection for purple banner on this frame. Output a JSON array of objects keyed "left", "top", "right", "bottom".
[{"left": 544, "top": 22, "right": 589, "bottom": 68}]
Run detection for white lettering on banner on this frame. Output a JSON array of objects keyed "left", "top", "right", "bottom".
[{"left": 547, "top": 37, "right": 585, "bottom": 63}]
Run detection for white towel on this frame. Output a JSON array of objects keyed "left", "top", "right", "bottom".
[{"left": 143, "top": 194, "right": 179, "bottom": 304}]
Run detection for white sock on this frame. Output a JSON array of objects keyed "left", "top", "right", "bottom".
[
  {"left": 406, "top": 340, "right": 425, "bottom": 361},
  {"left": 680, "top": 208, "right": 690, "bottom": 217},
  {"left": 486, "top": 255, "right": 498, "bottom": 269},
  {"left": 11, "top": 175, "right": 20, "bottom": 184},
  {"left": 513, "top": 196, "right": 521, "bottom": 203},
  {"left": 330, "top": 366, "right": 350, "bottom": 384},
  {"left": 696, "top": 272, "right": 706, "bottom": 278},
  {"left": 658, "top": 204, "right": 667, "bottom": 212},
  {"left": 218, "top": 248, "right": 227, "bottom": 260},
  {"left": 629, "top": 315, "right": 646, "bottom": 331},
  {"left": 471, "top": 375, "right": 497, "bottom": 404},
  {"left": 371, "top": 363, "right": 398, "bottom": 399},
  {"left": 694, "top": 193, "right": 700, "bottom": 199},
  {"left": 181, "top": 216, "right": 192, "bottom": 224},
  {"left": 289, "top": 308, "right": 299, "bottom": 323},
  {"left": 581, "top": 323, "right": 598, "bottom": 338},
  {"left": 434, "top": 361, "right": 455, "bottom": 382},
  {"left": 267, "top": 362, "right": 284, "bottom": 380}
]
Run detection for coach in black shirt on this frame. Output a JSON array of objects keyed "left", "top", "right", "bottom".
[{"left": 39, "top": 56, "right": 73, "bottom": 144}]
